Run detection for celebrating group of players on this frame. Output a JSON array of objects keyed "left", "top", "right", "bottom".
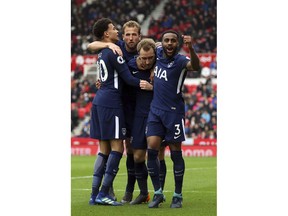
[{"left": 87, "top": 18, "right": 200, "bottom": 208}]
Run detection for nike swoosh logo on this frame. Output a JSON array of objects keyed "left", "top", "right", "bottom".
[
  {"left": 132, "top": 71, "right": 139, "bottom": 74},
  {"left": 174, "top": 135, "right": 181, "bottom": 139},
  {"left": 175, "top": 169, "right": 183, "bottom": 174}
]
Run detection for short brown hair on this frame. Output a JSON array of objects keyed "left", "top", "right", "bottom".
[
  {"left": 137, "top": 38, "right": 156, "bottom": 53},
  {"left": 122, "top": 20, "right": 141, "bottom": 35}
]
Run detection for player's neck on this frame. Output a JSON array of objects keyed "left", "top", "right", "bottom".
[
  {"left": 102, "top": 38, "right": 117, "bottom": 44},
  {"left": 125, "top": 45, "right": 136, "bottom": 53}
]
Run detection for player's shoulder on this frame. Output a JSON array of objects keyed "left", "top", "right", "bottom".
[
  {"left": 176, "top": 53, "right": 190, "bottom": 62},
  {"left": 127, "top": 58, "right": 137, "bottom": 69},
  {"left": 116, "top": 40, "right": 124, "bottom": 46},
  {"left": 101, "top": 48, "right": 126, "bottom": 64}
]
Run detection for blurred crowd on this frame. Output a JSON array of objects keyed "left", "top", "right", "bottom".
[
  {"left": 72, "top": 0, "right": 160, "bottom": 55},
  {"left": 72, "top": 0, "right": 216, "bottom": 55},
  {"left": 71, "top": 0, "right": 217, "bottom": 139},
  {"left": 183, "top": 78, "right": 217, "bottom": 139},
  {"left": 148, "top": 0, "right": 216, "bottom": 54}
]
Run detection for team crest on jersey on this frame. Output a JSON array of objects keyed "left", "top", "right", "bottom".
[
  {"left": 117, "top": 56, "right": 125, "bottom": 64},
  {"left": 167, "top": 61, "right": 174, "bottom": 68},
  {"left": 122, "top": 128, "right": 126, "bottom": 136}
]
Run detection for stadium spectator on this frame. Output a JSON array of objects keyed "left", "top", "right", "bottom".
[
  {"left": 78, "top": 121, "right": 90, "bottom": 137},
  {"left": 71, "top": 104, "right": 79, "bottom": 131},
  {"left": 201, "top": 109, "right": 211, "bottom": 123}
]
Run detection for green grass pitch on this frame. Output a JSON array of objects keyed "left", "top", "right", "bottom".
[{"left": 71, "top": 156, "right": 217, "bottom": 216}]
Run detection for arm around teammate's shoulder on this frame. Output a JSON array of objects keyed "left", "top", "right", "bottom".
[{"left": 87, "top": 41, "right": 122, "bottom": 56}]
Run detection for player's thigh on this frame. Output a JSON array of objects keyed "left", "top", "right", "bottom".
[
  {"left": 110, "top": 139, "right": 124, "bottom": 153},
  {"left": 162, "top": 112, "right": 185, "bottom": 143},
  {"left": 131, "top": 116, "right": 148, "bottom": 150},
  {"left": 168, "top": 142, "right": 182, "bottom": 151},
  {"left": 90, "top": 104, "right": 101, "bottom": 139},
  {"left": 99, "top": 140, "right": 111, "bottom": 155},
  {"left": 146, "top": 109, "right": 165, "bottom": 138}
]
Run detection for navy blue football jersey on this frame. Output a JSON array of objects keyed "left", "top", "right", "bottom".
[
  {"left": 151, "top": 47, "right": 190, "bottom": 114},
  {"left": 92, "top": 48, "right": 140, "bottom": 108},
  {"left": 116, "top": 40, "right": 138, "bottom": 62},
  {"left": 116, "top": 40, "right": 138, "bottom": 102},
  {"left": 128, "top": 58, "right": 153, "bottom": 117}
]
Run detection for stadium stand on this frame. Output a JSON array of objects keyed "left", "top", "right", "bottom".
[{"left": 71, "top": 0, "right": 217, "bottom": 139}]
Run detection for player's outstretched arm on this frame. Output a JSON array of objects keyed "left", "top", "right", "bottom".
[
  {"left": 182, "top": 35, "right": 200, "bottom": 71},
  {"left": 87, "top": 41, "right": 123, "bottom": 56}
]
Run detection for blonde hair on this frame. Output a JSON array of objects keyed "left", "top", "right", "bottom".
[{"left": 137, "top": 38, "right": 156, "bottom": 53}]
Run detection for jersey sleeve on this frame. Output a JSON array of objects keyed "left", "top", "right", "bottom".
[
  {"left": 110, "top": 52, "right": 140, "bottom": 87},
  {"left": 180, "top": 55, "right": 191, "bottom": 69},
  {"left": 127, "top": 58, "right": 138, "bottom": 70}
]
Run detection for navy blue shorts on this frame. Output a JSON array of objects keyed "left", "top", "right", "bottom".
[
  {"left": 123, "top": 101, "right": 135, "bottom": 138},
  {"left": 146, "top": 106, "right": 186, "bottom": 143},
  {"left": 90, "top": 104, "right": 126, "bottom": 140},
  {"left": 131, "top": 116, "right": 148, "bottom": 150}
]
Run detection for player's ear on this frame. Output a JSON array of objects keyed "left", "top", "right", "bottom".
[{"left": 104, "top": 31, "right": 109, "bottom": 38}]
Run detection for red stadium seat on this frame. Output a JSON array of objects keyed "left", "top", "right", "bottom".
[
  {"left": 85, "top": 102, "right": 92, "bottom": 113},
  {"left": 78, "top": 107, "right": 86, "bottom": 119},
  {"left": 188, "top": 85, "right": 197, "bottom": 93}
]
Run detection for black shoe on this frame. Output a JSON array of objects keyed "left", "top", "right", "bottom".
[
  {"left": 120, "top": 191, "right": 133, "bottom": 204},
  {"left": 130, "top": 193, "right": 150, "bottom": 205},
  {"left": 170, "top": 196, "right": 183, "bottom": 208},
  {"left": 148, "top": 193, "right": 164, "bottom": 208}
]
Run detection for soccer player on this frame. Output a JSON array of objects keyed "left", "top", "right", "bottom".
[
  {"left": 88, "top": 21, "right": 167, "bottom": 204},
  {"left": 146, "top": 30, "right": 200, "bottom": 208},
  {"left": 127, "top": 38, "right": 155, "bottom": 205},
  {"left": 88, "top": 18, "right": 151, "bottom": 206}
]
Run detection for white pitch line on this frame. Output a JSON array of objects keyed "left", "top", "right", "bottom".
[
  {"left": 71, "top": 167, "right": 216, "bottom": 180},
  {"left": 71, "top": 188, "right": 216, "bottom": 193}
]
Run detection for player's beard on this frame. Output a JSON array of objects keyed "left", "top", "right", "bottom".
[{"left": 126, "top": 42, "right": 137, "bottom": 51}]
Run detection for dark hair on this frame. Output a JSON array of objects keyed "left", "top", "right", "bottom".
[
  {"left": 92, "top": 18, "right": 113, "bottom": 40},
  {"left": 160, "top": 30, "right": 180, "bottom": 41}
]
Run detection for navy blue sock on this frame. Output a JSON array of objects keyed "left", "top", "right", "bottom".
[
  {"left": 100, "top": 151, "right": 122, "bottom": 195},
  {"left": 125, "top": 153, "right": 136, "bottom": 193},
  {"left": 159, "top": 159, "right": 167, "bottom": 191},
  {"left": 134, "top": 161, "right": 148, "bottom": 195},
  {"left": 147, "top": 149, "right": 161, "bottom": 192},
  {"left": 171, "top": 150, "right": 185, "bottom": 194},
  {"left": 91, "top": 153, "right": 108, "bottom": 195}
]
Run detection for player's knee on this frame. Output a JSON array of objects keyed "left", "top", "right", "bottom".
[{"left": 133, "top": 153, "right": 145, "bottom": 163}]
